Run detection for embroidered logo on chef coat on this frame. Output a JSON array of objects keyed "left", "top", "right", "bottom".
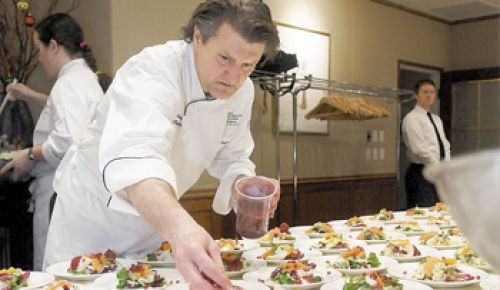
[{"left": 227, "top": 111, "right": 242, "bottom": 127}]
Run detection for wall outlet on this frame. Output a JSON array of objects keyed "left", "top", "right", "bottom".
[
  {"left": 379, "top": 130, "right": 385, "bottom": 143},
  {"left": 372, "top": 148, "right": 379, "bottom": 160},
  {"left": 380, "top": 148, "right": 385, "bottom": 160},
  {"left": 366, "top": 148, "right": 371, "bottom": 160},
  {"left": 372, "top": 130, "right": 378, "bottom": 142}
]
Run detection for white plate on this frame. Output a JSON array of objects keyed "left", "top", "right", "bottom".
[
  {"left": 329, "top": 220, "right": 368, "bottom": 231},
  {"left": 321, "top": 278, "right": 433, "bottom": 290},
  {"left": 289, "top": 225, "right": 349, "bottom": 239},
  {"left": 93, "top": 268, "right": 184, "bottom": 289},
  {"left": 308, "top": 255, "right": 397, "bottom": 275},
  {"left": 294, "top": 239, "right": 367, "bottom": 256},
  {"left": 242, "top": 247, "right": 321, "bottom": 265},
  {"left": 387, "top": 224, "right": 440, "bottom": 237},
  {"left": 256, "top": 233, "right": 309, "bottom": 247},
  {"left": 409, "top": 236, "right": 465, "bottom": 250},
  {"left": 243, "top": 267, "right": 340, "bottom": 289},
  {"left": 217, "top": 239, "right": 260, "bottom": 254},
  {"left": 440, "top": 250, "right": 493, "bottom": 271},
  {"left": 225, "top": 259, "right": 267, "bottom": 278},
  {"left": 20, "top": 271, "right": 55, "bottom": 290},
  {"left": 167, "top": 279, "right": 271, "bottom": 290},
  {"left": 45, "top": 259, "right": 135, "bottom": 281},
  {"left": 368, "top": 244, "right": 439, "bottom": 263},
  {"left": 347, "top": 231, "right": 406, "bottom": 244},
  {"left": 388, "top": 262, "right": 486, "bottom": 288},
  {"left": 136, "top": 255, "right": 175, "bottom": 267}
]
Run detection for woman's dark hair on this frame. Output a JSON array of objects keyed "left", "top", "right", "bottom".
[
  {"left": 414, "top": 79, "right": 436, "bottom": 94},
  {"left": 182, "top": 0, "right": 279, "bottom": 62},
  {"left": 35, "top": 13, "right": 111, "bottom": 92}
]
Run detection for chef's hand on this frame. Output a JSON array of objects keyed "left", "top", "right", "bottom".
[
  {"left": 6, "top": 83, "right": 48, "bottom": 106},
  {"left": 231, "top": 175, "right": 281, "bottom": 218},
  {"left": 169, "top": 214, "right": 231, "bottom": 290},
  {"left": 0, "top": 149, "right": 34, "bottom": 181}
]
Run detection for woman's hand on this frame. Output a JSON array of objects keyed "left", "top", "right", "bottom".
[{"left": 0, "top": 149, "right": 35, "bottom": 181}]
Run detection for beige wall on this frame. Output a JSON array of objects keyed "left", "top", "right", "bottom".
[{"left": 451, "top": 18, "right": 500, "bottom": 71}]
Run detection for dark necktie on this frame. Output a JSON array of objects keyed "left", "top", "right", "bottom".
[{"left": 427, "top": 111, "right": 445, "bottom": 160}]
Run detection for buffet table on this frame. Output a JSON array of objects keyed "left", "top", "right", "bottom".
[{"left": 1, "top": 204, "right": 499, "bottom": 289}]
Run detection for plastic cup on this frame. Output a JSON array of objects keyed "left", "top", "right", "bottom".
[
  {"left": 234, "top": 176, "right": 277, "bottom": 239},
  {"left": 424, "top": 149, "right": 500, "bottom": 273}
]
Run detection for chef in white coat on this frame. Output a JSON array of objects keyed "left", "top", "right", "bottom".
[
  {"left": 45, "top": 1, "right": 280, "bottom": 289},
  {"left": 0, "top": 13, "right": 109, "bottom": 270}
]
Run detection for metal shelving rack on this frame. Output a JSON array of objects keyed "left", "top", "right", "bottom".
[{"left": 251, "top": 71, "right": 413, "bottom": 225}]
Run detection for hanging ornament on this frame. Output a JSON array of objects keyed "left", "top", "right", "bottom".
[
  {"left": 24, "top": 12, "right": 35, "bottom": 27},
  {"left": 16, "top": 0, "right": 29, "bottom": 11}
]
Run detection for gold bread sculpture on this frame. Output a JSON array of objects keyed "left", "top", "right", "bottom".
[{"left": 305, "top": 95, "right": 391, "bottom": 121}]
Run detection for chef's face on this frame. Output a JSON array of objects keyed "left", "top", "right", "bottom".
[
  {"left": 193, "top": 22, "right": 265, "bottom": 99},
  {"left": 416, "top": 83, "right": 436, "bottom": 110},
  {"left": 33, "top": 32, "right": 58, "bottom": 79}
]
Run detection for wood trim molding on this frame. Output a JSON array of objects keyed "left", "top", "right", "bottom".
[
  {"left": 180, "top": 174, "right": 398, "bottom": 200},
  {"left": 371, "top": 0, "right": 500, "bottom": 26},
  {"left": 398, "top": 60, "right": 444, "bottom": 73}
]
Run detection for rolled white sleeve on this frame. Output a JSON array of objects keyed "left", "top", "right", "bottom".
[
  {"left": 99, "top": 52, "right": 182, "bottom": 214},
  {"left": 207, "top": 88, "right": 256, "bottom": 215},
  {"left": 41, "top": 83, "right": 92, "bottom": 168}
]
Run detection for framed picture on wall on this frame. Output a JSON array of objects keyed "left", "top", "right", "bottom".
[{"left": 274, "top": 22, "right": 331, "bottom": 135}]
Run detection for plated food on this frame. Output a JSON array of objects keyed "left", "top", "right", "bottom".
[
  {"left": 425, "top": 216, "right": 455, "bottom": 229},
  {"left": 43, "top": 280, "right": 78, "bottom": 290},
  {"left": 405, "top": 207, "right": 427, "bottom": 218},
  {"left": 414, "top": 257, "right": 478, "bottom": 282},
  {"left": 416, "top": 232, "right": 464, "bottom": 250},
  {"left": 338, "top": 272, "right": 404, "bottom": 290},
  {"left": 0, "top": 268, "right": 54, "bottom": 290},
  {"left": 310, "top": 233, "right": 349, "bottom": 254},
  {"left": 345, "top": 217, "right": 367, "bottom": 229},
  {"left": 116, "top": 264, "right": 171, "bottom": 289},
  {"left": 357, "top": 227, "right": 387, "bottom": 243},
  {"left": 0, "top": 267, "right": 30, "bottom": 289},
  {"left": 243, "top": 261, "right": 338, "bottom": 289},
  {"left": 429, "top": 202, "right": 447, "bottom": 213},
  {"left": 304, "top": 222, "right": 335, "bottom": 237},
  {"left": 258, "top": 223, "right": 297, "bottom": 246},
  {"left": 259, "top": 245, "right": 305, "bottom": 263},
  {"left": 144, "top": 241, "right": 173, "bottom": 263},
  {"left": 369, "top": 209, "right": 396, "bottom": 222},
  {"left": 381, "top": 240, "right": 421, "bottom": 258},
  {"left": 455, "top": 245, "right": 489, "bottom": 269},
  {"left": 68, "top": 249, "right": 118, "bottom": 275},
  {"left": 388, "top": 258, "right": 485, "bottom": 288}
]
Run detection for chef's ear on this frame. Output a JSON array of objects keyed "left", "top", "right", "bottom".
[
  {"left": 49, "top": 39, "right": 59, "bottom": 53},
  {"left": 193, "top": 26, "right": 202, "bottom": 45}
]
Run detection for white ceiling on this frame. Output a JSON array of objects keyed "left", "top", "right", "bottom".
[{"left": 385, "top": 0, "right": 500, "bottom": 22}]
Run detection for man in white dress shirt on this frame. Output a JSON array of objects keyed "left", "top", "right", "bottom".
[{"left": 402, "top": 79, "right": 451, "bottom": 208}]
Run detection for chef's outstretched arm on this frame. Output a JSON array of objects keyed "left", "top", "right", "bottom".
[
  {"left": 6, "top": 82, "right": 48, "bottom": 107},
  {"left": 123, "top": 178, "right": 232, "bottom": 290}
]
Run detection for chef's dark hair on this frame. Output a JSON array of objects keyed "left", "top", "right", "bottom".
[
  {"left": 35, "top": 13, "right": 111, "bottom": 92},
  {"left": 182, "top": 0, "right": 279, "bottom": 62},
  {"left": 414, "top": 79, "right": 436, "bottom": 94}
]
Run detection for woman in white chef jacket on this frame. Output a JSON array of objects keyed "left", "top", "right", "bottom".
[{"left": 0, "top": 13, "right": 110, "bottom": 270}]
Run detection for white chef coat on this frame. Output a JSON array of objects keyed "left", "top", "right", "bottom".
[
  {"left": 29, "top": 58, "right": 103, "bottom": 270},
  {"left": 45, "top": 40, "right": 256, "bottom": 267},
  {"left": 402, "top": 105, "right": 451, "bottom": 165}
]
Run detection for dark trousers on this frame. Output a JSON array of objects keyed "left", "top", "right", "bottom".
[{"left": 405, "top": 163, "right": 439, "bottom": 208}]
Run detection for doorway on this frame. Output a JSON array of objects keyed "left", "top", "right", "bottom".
[{"left": 397, "top": 60, "right": 442, "bottom": 210}]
